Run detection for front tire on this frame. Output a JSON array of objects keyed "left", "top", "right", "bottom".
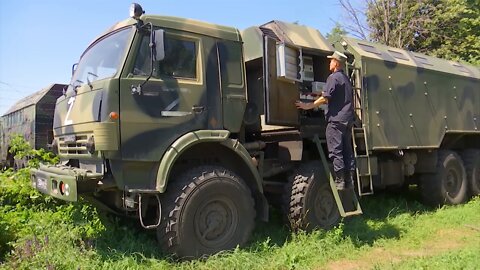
[
  {"left": 420, "top": 150, "right": 468, "bottom": 205},
  {"left": 283, "top": 161, "right": 340, "bottom": 232},
  {"left": 157, "top": 166, "right": 255, "bottom": 258}
]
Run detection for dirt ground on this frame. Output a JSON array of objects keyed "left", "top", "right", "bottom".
[{"left": 324, "top": 226, "right": 480, "bottom": 270}]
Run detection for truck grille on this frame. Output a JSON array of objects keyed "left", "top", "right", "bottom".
[{"left": 58, "top": 134, "right": 89, "bottom": 155}]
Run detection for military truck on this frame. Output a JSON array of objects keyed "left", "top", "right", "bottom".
[
  {"left": 31, "top": 3, "right": 480, "bottom": 258},
  {"left": 0, "top": 84, "right": 65, "bottom": 168}
]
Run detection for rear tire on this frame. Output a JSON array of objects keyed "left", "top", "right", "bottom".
[
  {"left": 462, "top": 149, "right": 480, "bottom": 196},
  {"left": 283, "top": 161, "right": 340, "bottom": 232},
  {"left": 157, "top": 166, "right": 255, "bottom": 259},
  {"left": 420, "top": 150, "right": 467, "bottom": 205}
]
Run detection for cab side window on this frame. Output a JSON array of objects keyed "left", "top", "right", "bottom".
[{"left": 133, "top": 33, "right": 197, "bottom": 79}]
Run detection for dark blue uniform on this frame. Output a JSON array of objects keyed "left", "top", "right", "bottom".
[{"left": 322, "top": 69, "right": 355, "bottom": 174}]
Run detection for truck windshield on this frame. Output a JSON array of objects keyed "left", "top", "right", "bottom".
[{"left": 69, "top": 27, "right": 132, "bottom": 90}]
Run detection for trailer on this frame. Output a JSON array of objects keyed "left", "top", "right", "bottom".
[
  {"left": 30, "top": 3, "right": 480, "bottom": 258},
  {"left": 0, "top": 84, "right": 65, "bottom": 168}
]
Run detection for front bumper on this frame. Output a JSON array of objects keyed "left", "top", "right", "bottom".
[{"left": 31, "top": 164, "right": 103, "bottom": 202}]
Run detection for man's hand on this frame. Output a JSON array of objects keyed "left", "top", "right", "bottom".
[{"left": 295, "top": 100, "right": 313, "bottom": 110}]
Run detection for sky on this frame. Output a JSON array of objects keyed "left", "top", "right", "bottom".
[{"left": 0, "top": 0, "right": 344, "bottom": 115}]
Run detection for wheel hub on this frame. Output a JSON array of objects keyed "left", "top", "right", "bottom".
[
  {"left": 196, "top": 199, "right": 237, "bottom": 247},
  {"left": 314, "top": 190, "right": 337, "bottom": 226},
  {"left": 445, "top": 169, "right": 461, "bottom": 197}
]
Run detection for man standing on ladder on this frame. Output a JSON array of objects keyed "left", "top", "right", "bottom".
[{"left": 295, "top": 51, "right": 355, "bottom": 190}]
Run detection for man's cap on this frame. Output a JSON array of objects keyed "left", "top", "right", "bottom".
[{"left": 327, "top": 51, "right": 348, "bottom": 62}]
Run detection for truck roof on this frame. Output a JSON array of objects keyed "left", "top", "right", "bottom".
[
  {"left": 242, "top": 20, "right": 335, "bottom": 62},
  {"left": 92, "top": 15, "right": 241, "bottom": 48},
  {"left": 343, "top": 37, "right": 480, "bottom": 79}
]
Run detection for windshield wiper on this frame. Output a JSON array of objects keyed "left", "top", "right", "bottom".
[
  {"left": 73, "top": 80, "right": 83, "bottom": 94},
  {"left": 87, "top": 72, "right": 98, "bottom": 90},
  {"left": 62, "top": 84, "right": 80, "bottom": 96}
]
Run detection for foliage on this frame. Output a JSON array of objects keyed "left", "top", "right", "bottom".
[
  {"left": 337, "top": 0, "right": 480, "bottom": 65},
  {"left": 326, "top": 23, "right": 349, "bottom": 45},
  {"left": 338, "top": 0, "right": 435, "bottom": 48},
  {"left": 0, "top": 136, "right": 60, "bottom": 261},
  {"left": 7, "top": 134, "right": 58, "bottom": 168},
  {"left": 1, "top": 164, "right": 479, "bottom": 269},
  {"left": 1, "top": 136, "right": 479, "bottom": 268},
  {"left": 413, "top": 0, "right": 480, "bottom": 65}
]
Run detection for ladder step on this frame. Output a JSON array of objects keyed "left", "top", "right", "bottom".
[
  {"left": 354, "top": 133, "right": 365, "bottom": 138},
  {"left": 313, "top": 135, "right": 363, "bottom": 218},
  {"left": 351, "top": 127, "right": 374, "bottom": 197},
  {"left": 359, "top": 191, "right": 374, "bottom": 196},
  {"left": 343, "top": 210, "right": 363, "bottom": 217}
]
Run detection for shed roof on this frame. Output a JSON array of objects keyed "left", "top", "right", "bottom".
[
  {"left": 343, "top": 37, "right": 480, "bottom": 79},
  {"left": 3, "top": 84, "right": 65, "bottom": 116}
]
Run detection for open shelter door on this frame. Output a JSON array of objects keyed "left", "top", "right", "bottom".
[{"left": 263, "top": 36, "right": 300, "bottom": 126}]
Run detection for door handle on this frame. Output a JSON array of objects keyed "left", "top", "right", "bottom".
[{"left": 192, "top": 105, "right": 205, "bottom": 113}]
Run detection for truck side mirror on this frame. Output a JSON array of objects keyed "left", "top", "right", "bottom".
[
  {"left": 72, "top": 63, "right": 78, "bottom": 76},
  {"left": 153, "top": 29, "right": 165, "bottom": 62}
]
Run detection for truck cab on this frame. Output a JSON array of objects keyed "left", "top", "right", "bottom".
[{"left": 32, "top": 4, "right": 265, "bottom": 258}]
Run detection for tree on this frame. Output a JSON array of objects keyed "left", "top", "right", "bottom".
[
  {"left": 337, "top": 0, "right": 480, "bottom": 65},
  {"left": 338, "top": 0, "right": 433, "bottom": 49},
  {"left": 415, "top": 0, "right": 480, "bottom": 65},
  {"left": 326, "top": 23, "right": 349, "bottom": 44}
]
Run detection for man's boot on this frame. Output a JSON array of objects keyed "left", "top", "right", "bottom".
[
  {"left": 334, "top": 170, "right": 346, "bottom": 190},
  {"left": 345, "top": 170, "right": 355, "bottom": 190}
]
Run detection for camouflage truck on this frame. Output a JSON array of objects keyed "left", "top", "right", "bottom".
[
  {"left": 31, "top": 3, "right": 480, "bottom": 258},
  {"left": 0, "top": 84, "right": 65, "bottom": 168}
]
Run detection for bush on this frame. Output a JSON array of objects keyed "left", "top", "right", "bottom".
[
  {"left": 0, "top": 136, "right": 60, "bottom": 261},
  {"left": 7, "top": 134, "right": 58, "bottom": 168}
]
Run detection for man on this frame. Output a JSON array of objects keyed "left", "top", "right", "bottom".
[{"left": 295, "top": 51, "right": 355, "bottom": 190}]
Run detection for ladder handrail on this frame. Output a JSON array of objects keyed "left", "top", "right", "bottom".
[
  {"left": 312, "top": 135, "right": 363, "bottom": 218},
  {"left": 349, "top": 64, "right": 374, "bottom": 196},
  {"left": 352, "top": 127, "right": 374, "bottom": 196}
]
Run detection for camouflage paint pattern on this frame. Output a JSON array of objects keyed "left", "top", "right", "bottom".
[
  {"left": 242, "top": 20, "right": 334, "bottom": 62},
  {"left": 44, "top": 14, "right": 255, "bottom": 195},
  {"left": 337, "top": 37, "right": 480, "bottom": 150},
  {"left": 31, "top": 11, "right": 479, "bottom": 208},
  {"left": 242, "top": 20, "right": 335, "bottom": 128}
]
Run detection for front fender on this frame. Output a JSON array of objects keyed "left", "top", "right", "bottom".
[{"left": 155, "top": 130, "right": 262, "bottom": 193}]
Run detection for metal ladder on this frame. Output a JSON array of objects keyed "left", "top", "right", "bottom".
[
  {"left": 348, "top": 64, "right": 374, "bottom": 196},
  {"left": 313, "top": 135, "right": 362, "bottom": 217},
  {"left": 352, "top": 127, "right": 374, "bottom": 196}
]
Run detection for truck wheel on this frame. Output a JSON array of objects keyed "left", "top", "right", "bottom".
[
  {"left": 283, "top": 161, "right": 340, "bottom": 232},
  {"left": 462, "top": 149, "right": 480, "bottom": 196},
  {"left": 157, "top": 166, "right": 255, "bottom": 258},
  {"left": 420, "top": 150, "right": 467, "bottom": 205}
]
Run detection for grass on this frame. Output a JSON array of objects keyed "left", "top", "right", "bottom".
[
  {"left": 1, "top": 167, "right": 479, "bottom": 270},
  {"left": 378, "top": 245, "right": 480, "bottom": 270}
]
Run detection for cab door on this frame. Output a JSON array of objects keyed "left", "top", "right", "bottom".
[
  {"left": 119, "top": 29, "right": 208, "bottom": 163},
  {"left": 263, "top": 36, "right": 300, "bottom": 126}
]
